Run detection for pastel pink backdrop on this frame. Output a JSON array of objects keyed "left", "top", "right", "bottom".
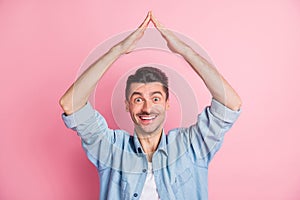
[{"left": 1, "top": 0, "right": 299, "bottom": 199}]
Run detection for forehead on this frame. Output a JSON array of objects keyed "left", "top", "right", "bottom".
[{"left": 128, "top": 82, "right": 165, "bottom": 97}]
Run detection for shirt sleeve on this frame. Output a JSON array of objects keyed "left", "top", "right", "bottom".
[
  {"left": 61, "top": 102, "right": 114, "bottom": 169},
  {"left": 61, "top": 102, "right": 95, "bottom": 129},
  {"left": 209, "top": 98, "right": 240, "bottom": 123},
  {"left": 188, "top": 98, "right": 241, "bottom": 165}
]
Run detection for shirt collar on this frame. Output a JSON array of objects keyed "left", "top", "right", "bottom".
[{"left": 133, "top": 130, "right": 168, "bottom": 156}]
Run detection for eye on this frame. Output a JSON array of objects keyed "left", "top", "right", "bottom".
[
  {"left": 153, "top": 97, "right": 160, "bottom": 102},
  {"left": 134, "top": 97, "right": 143, "bottom": 103}
]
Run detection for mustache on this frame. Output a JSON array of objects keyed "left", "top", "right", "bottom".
[{"left": 137, "top": 112, "right": 157, "bottom": 115}]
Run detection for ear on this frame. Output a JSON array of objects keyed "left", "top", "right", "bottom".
[
  {"left": 166, "top": 99, "right": 170, "bottom": 110},
  {"left": 125, "top": 100, "right": 129, "bottom": 112}
]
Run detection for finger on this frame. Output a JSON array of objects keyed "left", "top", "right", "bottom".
[
  {"left": 139, "top": 11, "right": 151, "bottom": 29},
  {"left": 150, "top": 11, "right": 164, "bottom": 30}
]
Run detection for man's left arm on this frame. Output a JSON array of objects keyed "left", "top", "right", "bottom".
[{"left": 151, "top": 12, "right": 242, "bottom": 111}]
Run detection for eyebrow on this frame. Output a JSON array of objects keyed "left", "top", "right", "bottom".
[
  {"left": 130, "top": 92, "right": 143, "bottom": 98},
  {"left": 150, "top": 91, "right": 163, "bottom": 96},
  {"left": 130, "top": 91, "right": 164, "bottom": 99}
]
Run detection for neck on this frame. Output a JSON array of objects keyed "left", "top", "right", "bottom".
[{"left": 136, "top": 129, "right": 163, "bottom": 161}]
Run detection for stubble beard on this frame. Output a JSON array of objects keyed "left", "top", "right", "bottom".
[{"left": 134, "top": 113, "right": 165, "bottom": 139}]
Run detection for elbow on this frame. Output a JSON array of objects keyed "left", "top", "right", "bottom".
[
  {"left": 224, "top": 94, "right": 242, "bottom": 111},
  {"left": 232, "top": 103, "right": 242, "bottom": 111},
  {"left": 232, "top": 96, "right": 242, "bottom": 111},
  {"left": 59, "top": 96, "right": 72, "bottom": 115}
]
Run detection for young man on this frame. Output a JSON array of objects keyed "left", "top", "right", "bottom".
[{"left": 60, "top": 12, "right": 242, "bottom": 200}]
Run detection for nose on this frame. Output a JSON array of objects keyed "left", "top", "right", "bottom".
[{"left": 141, "top": 100, "right": 152, "bottom": 113}]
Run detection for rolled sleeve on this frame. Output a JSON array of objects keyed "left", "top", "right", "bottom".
[
  {"left": 61, "top": 102, "right": 95, "bottom": 129},
  {"left": 209, "top": 99, "right": 241, "bottom": 123},
  {"left": 187, "top": 99, "right": 241, "bottom": 163}
]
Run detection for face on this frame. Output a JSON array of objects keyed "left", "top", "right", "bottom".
[{"left": 126, "top": 82, "right": 170, "bottom": 137}]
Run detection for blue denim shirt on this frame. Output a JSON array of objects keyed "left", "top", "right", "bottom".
[{"left": 62, "top": 99, "right": 240, "bottom": 200}]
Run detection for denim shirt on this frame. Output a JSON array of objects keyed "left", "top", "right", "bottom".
[{"left": 62, "top": 99, "right": 240, "bottom": 200}]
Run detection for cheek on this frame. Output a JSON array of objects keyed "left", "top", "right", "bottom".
[
  {"left": 153, "top": 104, "right": 167, "bottom": 112},
  {"left": 129, "top": 104, "right": 141, "bottom": 113}
]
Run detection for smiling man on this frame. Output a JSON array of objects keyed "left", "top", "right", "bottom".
[
  {"left": 125, "top": 67, "right": 170, "bottom": 162},
  {"left": 60, "top": 11, "right": 242, "bottom": 200}
]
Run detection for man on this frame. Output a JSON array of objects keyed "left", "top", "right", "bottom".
[{"left": 60, "top": 11, "right": 242, "bottom": 200}]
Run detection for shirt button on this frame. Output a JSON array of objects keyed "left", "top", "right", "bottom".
[
  {"left": 133, "top": 193, "right": 138, "bottom": 197},
  {"left": 142, "top": 169, "right": 147, "bottom": 173}
]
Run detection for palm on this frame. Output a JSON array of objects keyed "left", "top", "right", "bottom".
[
  {"left": 119, "top": 11, "right": 185, "bottom": 55},
  {"left": 150, "top": 12, "right": 185, "bottom": 54}
]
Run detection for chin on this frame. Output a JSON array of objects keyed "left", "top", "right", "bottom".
[{"left": 140, "top": 124, "right": 163, "bottom": 135}]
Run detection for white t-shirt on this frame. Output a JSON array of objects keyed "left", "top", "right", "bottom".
[{"left": 140, "top": 162, "right": 160, "bottom": 200}]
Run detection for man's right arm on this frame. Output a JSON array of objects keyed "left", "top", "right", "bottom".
[{"left": 59, "top": 12, "right": 151, "bottom": 115}]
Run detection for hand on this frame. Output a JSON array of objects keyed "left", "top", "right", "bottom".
[
  {"left": 150, "top": 11, "right": 189, "bottom": 54},
  {"left": 116, "top": 11, "right": 151, "bottom": 54}
]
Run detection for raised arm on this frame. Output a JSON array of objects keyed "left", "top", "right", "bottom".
[
  {"left": 59, "top": 12, "right": 151, "bottom": 115},
  {"left": 150, "top": 12, "right": 242, "bottom": 111}
]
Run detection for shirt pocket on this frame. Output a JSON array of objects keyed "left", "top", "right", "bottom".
[{"left": 171, "top": 167, "right": 193, "bottom": 194}]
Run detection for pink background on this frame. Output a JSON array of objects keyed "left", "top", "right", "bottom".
[{"left": 1, "top": 0, "right": 300, "bottom": 199}]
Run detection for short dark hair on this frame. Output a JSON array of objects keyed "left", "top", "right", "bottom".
[{"left": 126, "top": 66, "right": 169, "bottom": 100}]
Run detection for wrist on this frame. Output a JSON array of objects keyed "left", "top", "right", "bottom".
[
  {"left": 174, "top": 43, "right": 194, "bottom": 56},
  {"left": 110, "top": 44, "right": 127, "bottom": 56}
]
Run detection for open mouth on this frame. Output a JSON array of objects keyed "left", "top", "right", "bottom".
[{"left": 138, "top": 114, "right": 157, "bottom": 124}]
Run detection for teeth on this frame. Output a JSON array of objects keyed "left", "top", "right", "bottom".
[{"left": 140, "top": 116, "right": 155, "bottom": 120}]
